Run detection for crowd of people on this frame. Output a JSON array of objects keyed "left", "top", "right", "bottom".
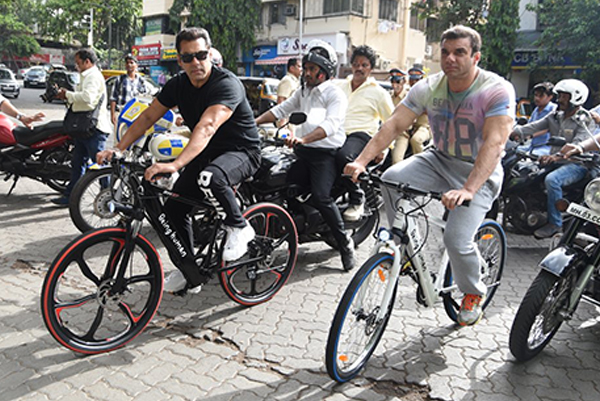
[{"left": 5, "top": 22, "right": 600, "bottom": 327}]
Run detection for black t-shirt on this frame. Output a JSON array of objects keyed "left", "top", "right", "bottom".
[{"left": 157, "top": 67, "right": 260, "bottom": 156}]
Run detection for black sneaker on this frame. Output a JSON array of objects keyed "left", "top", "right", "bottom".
[{"left": 340, "top": 238, "right": 356, "bottom": 271}]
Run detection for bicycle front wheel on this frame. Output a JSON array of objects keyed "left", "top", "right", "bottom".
[
  {"left": 442, "top": 219, "right": 506, "bottom": 322},
  {"left": 326, "top": 252, "right": 397, "bottom": 383},
  {"left": 41, "top": 228, "right": 163, "bottom": 354}
]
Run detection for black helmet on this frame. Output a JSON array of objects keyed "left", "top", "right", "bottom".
[
  {"left": 302, "top": 39, "right": 337, "bottom": 79},
  {"left": 533, "top": 81, "right": 554, "bottom": 96}
]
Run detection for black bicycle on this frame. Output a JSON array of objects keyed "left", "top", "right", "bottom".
[{"left": 41, "top": 152, "right": 298, "bottom": 354}]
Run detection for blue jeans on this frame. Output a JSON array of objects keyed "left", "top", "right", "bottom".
[
  {"left": 545, "top": 163, "right": 588, "bottom": 227},
  {"left": 64, "top": 129, "right": 108, "bottom": 198},
  {"left": 516, "top": 143, "right": 551, "bottom": 156}
]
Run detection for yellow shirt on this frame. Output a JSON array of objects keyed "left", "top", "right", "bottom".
[
  {"left": 390, "top": 85, "right": 409, "bottom": 107},
  {"left": 337, "top": 76, "right": 394, "bottom": 136},
  {"left": 277, "top": 73, "right": 300, "bottom": 100}
]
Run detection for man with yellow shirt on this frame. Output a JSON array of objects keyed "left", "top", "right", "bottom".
[
  {"left": 336, "top": 45, "right": 394, "bottom": 221},
  {"left": 391, "top": 67, "right": 432, "bottom": 164}
]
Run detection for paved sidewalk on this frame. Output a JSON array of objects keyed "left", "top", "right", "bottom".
[{"left": 1, "top": 178, "right": 599, "bottom": 401}]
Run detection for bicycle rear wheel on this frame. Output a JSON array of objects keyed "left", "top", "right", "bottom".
[
  {"left": 442, "top": 219, "right": 506, "bottom": 322},
  {"left": 326, "top": 252, "right": 397, "bottom": 383},
  {"left": 219, "top": 203, "right": 298, "bottom": 306},
  {"left": 41, "top": 228, "right": 163, "bottom": 354}
]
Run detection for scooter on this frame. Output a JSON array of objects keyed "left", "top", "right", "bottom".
[{"left": 0, "top": 113, "right": 73, "bottom": 195}]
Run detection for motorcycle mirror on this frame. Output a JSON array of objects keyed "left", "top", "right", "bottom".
[
  {"left": 547, "top": 137, "right": 567, "bottom": 147},
  {"left": 289, "top": 112, "right": 307, "bottom": 125},
  {"left": 516, "top": 117, "right": 528, "bottom": 126}
]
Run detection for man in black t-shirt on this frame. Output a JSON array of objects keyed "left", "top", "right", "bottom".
[{"left": 97, "top": 27, "right": 261, "bottom": 294}]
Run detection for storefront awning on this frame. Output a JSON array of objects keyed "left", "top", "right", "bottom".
[{"left": 254, "top": 55, "right": 300, "bottom": 65}]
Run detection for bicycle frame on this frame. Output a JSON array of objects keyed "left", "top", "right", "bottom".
[{"left": 110, "top": 157, "right": 227, "bottom": 288}]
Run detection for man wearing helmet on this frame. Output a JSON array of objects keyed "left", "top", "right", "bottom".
[
  {"left": 346, "top": 25, "right": 516, "bottom": 326},
  {"left": 515, "top": 81, "right": 557, "bottom": 155},
  {"left": 391, "top": 65, "right": 432, "bottom": 164},
  {"left": 512, "top": 78, "right": 596, "bottom": 239},
  {"left": 255, "top": 39, "right": 356, "bottom": 271}
]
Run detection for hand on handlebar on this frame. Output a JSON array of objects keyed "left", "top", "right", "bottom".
[
  {"left": 284, "top": 136, "right": 303, "bottom": 148},
  {"left": 559, "top": 143, "right": 584, "bottom": 159},
  {"left": 96, "top": 149, "right": 118, "bottom": 165},
  {"left": 144, "top": 162, "right": 178, "bottom": 182},
  {"left": 343, "top": 161, "right": 366, "bottom": 183},
  {"left": 442, "top": 188, "right": 473, "bottom": 210}
]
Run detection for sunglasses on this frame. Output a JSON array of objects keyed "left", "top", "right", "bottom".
[{"left": 180, "top": 51, "right": 210, "bottom": 63}]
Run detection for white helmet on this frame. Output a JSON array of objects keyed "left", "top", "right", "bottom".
[
  {"left": 302, "top": 39, "right": 338, "bottom": 79},
  {"left": 553, "top": 79, "right": 589, "bottom": 107}
]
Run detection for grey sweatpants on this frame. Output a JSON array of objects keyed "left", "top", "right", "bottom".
[{"left": 381, "top": 150, "right": 502, "bottom": 296}]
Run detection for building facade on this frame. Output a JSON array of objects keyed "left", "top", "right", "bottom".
[{"left": 247, "top": 0, "right": 429, "bottom": 78}]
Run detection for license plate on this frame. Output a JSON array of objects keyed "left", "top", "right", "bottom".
[{"left": 567, "top": 203, "right": 600, "bottom": 224}]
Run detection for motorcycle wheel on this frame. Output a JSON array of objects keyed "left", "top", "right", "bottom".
[
  {"left": 42, "top": 145, "right": 73, "bottom": 193},
  {"left": 69, "top": 169, "right": 132, "bottom": 232},
  {"left": 509, "top": 269, "right": 579, "bottom": 361}
]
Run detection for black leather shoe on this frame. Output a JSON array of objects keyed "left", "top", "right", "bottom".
[{"left": 340, "top": 238, "right": 356, "bottom": 271}]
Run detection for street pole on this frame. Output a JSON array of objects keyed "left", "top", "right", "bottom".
[
  {"left": 400, "top": 0, "right": 411, "bottom": 70},
  {"left": 299, "top": 0, "right": 303, "bottom": 55},
  {"left": 87, "top": 8, "right": 94, "bottom": 48},
  {"left": 108, "top": 7, "right": 112, "bottom": 69}
]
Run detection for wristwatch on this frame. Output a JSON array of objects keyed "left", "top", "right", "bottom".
[{"left": 16, "top": 113, "right": 23, "bottom": 121}]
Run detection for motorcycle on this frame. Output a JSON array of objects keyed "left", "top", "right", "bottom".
[
  {"left": 237, "top": 113, "right": 382, "bottom": 251},
  {"left": 0, "top": 113, "right": 73, "bottom": 195},
  {"left": 509, "top": 154, "right": 600, "bottom": 361},
  {"left": 487, "top": 137, "right": 593, "bottom": 235}
]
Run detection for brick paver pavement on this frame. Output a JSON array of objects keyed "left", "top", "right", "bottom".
[{"left": 1, "top": 175, "right": 599, "bottom": 400}]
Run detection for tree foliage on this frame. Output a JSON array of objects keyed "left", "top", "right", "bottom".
[
  {"left": 532, "top": 0, "right": 600, "bottom": 90},
  {"left": 413, "top": 0, "right": 520, "bottom": 77},
  {"left": 0, "top": 0, "right": 40, "bottom": 58},
  {"left": 169, "top": 0, "right": 261, "bottom": 71},
  {"left": 480, "top": 0, "right": 519, "bottom": 77},
  {"left": 34, "top": 0, "right": 142, "bottom": 64}
]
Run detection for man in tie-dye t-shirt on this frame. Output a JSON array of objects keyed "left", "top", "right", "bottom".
[{"left": 345, "top": 25, "right": 515, "bottom": 326}]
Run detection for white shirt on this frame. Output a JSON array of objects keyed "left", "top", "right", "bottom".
[
  {"left": 270, "top": 80, "right": 347, "bottom": 149},
  {"left": 66, "top": 65, "right": 112, "bottom": 135}
]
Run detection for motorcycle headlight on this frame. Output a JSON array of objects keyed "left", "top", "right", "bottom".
[{"left": 584, "top": 178, "right": 600, "bottom": 212}]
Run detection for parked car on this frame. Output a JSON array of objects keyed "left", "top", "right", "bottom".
[
  {"left": 24, "top": 67, "right": 47, "bottom": 88},
  {"left": 238, "top": 76, "right": 279, "bottom": 117},
  {"left": 18, "top": 67, "right": 31, "bottom": 79},
  {"left": 0, "top": 68, "right": 20, "bottom": 99}
]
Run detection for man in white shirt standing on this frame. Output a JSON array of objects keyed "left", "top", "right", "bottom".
[
  {"left": 255, "top": 40, "right": 355, "bottom": 271},
  {"left": 53, "top": 48, "right": 111, "bottom": 206}
]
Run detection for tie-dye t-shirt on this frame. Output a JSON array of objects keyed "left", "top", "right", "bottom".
[{"left": 402, "top": 68, "right": 516, "bottom": 162}]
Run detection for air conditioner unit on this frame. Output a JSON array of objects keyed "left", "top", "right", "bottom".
[
  {"left": 381, "top": 59, "right": 391, "bottom": 70},
  {"left": 284, "top": 4, "right": 297, "bottom": 16},
  {"left": 424, "top": 45, "right": 433, "bottom": 57}
]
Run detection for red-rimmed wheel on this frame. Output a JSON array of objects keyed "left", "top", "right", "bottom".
[
  {"left": 40, "top": 227, "right": 163, "bottom": 354},
  {"left": 219, "top": 202, "right": 298, "bottom": 306}
]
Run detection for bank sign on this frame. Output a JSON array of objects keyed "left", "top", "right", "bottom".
[{"left": 512, "top": 51, "right": 578, "bottom": 68}]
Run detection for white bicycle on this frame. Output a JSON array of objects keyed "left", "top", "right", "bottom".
[{"left": 325, "top": 174, "right": 506, "bottom": 382}]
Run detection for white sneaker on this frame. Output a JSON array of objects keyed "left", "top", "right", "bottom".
[
  {"left": 163, "top": 270, "right": 202, "bottom": 294},
  {"left": 343, "top": 203, "right": 364, "bottom": 222},
  {"left": 163, "top": 270, "right": 187, "bottom": 293},
  {"left": 222, "top": 223, "right": 255, "bottom": 262}
]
